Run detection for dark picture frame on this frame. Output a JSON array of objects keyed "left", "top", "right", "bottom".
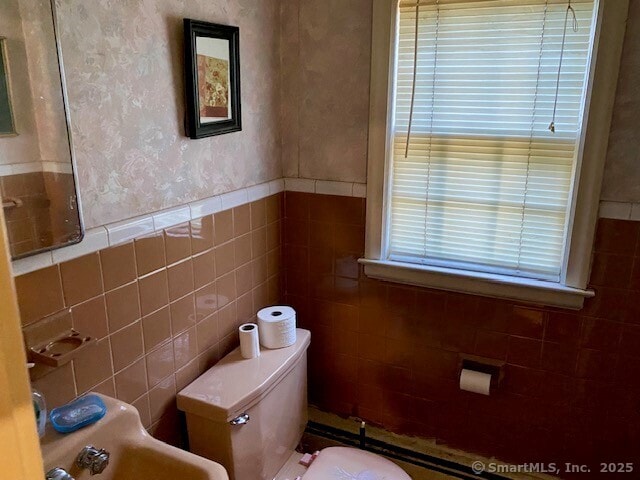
[{"left": 183, "top": 19, "right": 241, "bottom": 139}]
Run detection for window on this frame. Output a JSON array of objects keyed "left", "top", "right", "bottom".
[{"left": 363, "top": 0, "right": 628, "bottom": 308}]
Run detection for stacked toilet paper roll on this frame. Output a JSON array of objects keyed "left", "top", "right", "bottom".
[
  {"left": 257, "top": 306, "right": 296, "bottom": 349},
  {"left": 239, "top": 323, "right": 260, "bottom": 359}
]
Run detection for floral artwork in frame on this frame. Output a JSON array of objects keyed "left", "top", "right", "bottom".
[{"left": 184, "top": 19, "right": 241, "bottom": 139}]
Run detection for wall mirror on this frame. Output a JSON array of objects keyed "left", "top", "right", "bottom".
[{"left": 0, "top": 0, "right": 82, "bottom": 259}]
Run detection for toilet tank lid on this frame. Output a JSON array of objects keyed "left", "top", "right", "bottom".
[{"left": 177, "top": 328, "right": 310, "bottom": 422}]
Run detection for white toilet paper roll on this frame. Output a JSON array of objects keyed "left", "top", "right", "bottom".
[
  {"left": 239, "top": 323, "right": 260, "bottom": 359},
  {"left": 459, "top": 369, "right": 491, "bottom": 395},
  {"left": 257, "top": 306, "right": 296, "bottom": 349}
]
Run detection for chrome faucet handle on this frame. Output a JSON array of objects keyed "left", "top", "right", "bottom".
[
  {"left": 76, "top": 445, "right": 110, "bottom": 475},
  {"left": 46, "top": 467, "right": 75, "bottom": 480}
]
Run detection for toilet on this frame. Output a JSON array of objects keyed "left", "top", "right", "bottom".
[{"left": 176, "top": 328, "right": 411, "bottom": 480}]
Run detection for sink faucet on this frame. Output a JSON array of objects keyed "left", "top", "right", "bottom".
[
  {"left": 76, "top": 445, "right": 110, "bottom": 475},
  {"left": 46, "top": 468, "right": 74, "bottom": 480}
]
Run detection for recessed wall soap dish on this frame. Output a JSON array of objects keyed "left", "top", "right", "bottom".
[{"left": 29, "top": 329, "right": 95, "bottom": 367}]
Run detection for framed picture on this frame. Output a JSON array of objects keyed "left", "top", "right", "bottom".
[{"left": 183, "top": 19, "right": 241, "bottom": 139}]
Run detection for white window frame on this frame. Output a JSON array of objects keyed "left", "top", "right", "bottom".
[{"left": 361, "top": 0, "right": 629, "bottom": 309}]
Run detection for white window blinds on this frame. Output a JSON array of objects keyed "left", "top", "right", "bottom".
[{"left": 389, "top": 0, "right": 597, "bottom": 281}]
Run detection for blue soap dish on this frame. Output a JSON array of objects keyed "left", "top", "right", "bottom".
[{"left": 50, "top": 394, "right": 107, "bottom": 433}]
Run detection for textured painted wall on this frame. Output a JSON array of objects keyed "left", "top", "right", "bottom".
[
  {"left": 601, "top": 0, "right": 640, "bottom": 203},
  {"left": 0, "top": 0, "right": 41, "bottom": 166},
  {"left": 282, "top": 0, "right": 640, "bottom": 204},
  {"left": 0, "top": 0, "right": 71, "bottom": 168},
  {"left": 280, "top": 0, "right": 371, "bottom": 183},
  {"left": 55, "top": 0, "right": 282, "bottom": 228},
  {"left": 20, "top": 0, "right": 71, "bottom": 166}
]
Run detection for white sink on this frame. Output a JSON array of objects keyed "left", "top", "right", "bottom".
[{"left": 41, "top": 393, "right": 228, "bottom": 480}]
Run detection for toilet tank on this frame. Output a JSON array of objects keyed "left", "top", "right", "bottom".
[{"left": 177, "top": 329, "right": 310, "bottom": 480}]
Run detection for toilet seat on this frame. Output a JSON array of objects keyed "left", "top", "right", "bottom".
[{"left": 302, "top": 447, "right": 412, "bottom": 480}]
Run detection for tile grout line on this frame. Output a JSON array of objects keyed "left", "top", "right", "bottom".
[{"left": 56, "top": 222, "right": 282, "bottom": 403}]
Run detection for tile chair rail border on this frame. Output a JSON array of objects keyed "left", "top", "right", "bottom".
[{"left": 11, "top": 177, "right": 634, "bottom": 276}]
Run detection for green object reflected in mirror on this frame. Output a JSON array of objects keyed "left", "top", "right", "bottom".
[{"left": 0, "top": 38, "right": 16, "bottom": 135}]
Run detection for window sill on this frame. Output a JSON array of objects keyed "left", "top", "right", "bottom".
[{"left": 358, "top": 258, "right": 593, "bottom": 310}]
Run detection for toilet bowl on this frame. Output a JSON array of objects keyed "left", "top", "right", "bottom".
[
  {"left": 302, "top": 446, "right": 411, "bottom": 480},
  {"left": 177, "top": 328, "right": 411, "bottom": 480}
]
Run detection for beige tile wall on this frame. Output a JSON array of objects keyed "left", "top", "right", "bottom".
[
  {"left": 16, "top": 193, "right": 283, "bottom": 445},
  {"left": 1, "top": 172, "right": 79, "bottom": 258},
  {"left": 1, "top": 172, "right": 51, "bottom": 256},
  {"left": 284, "top": 192, "right": 640, "bottom": 471}
]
